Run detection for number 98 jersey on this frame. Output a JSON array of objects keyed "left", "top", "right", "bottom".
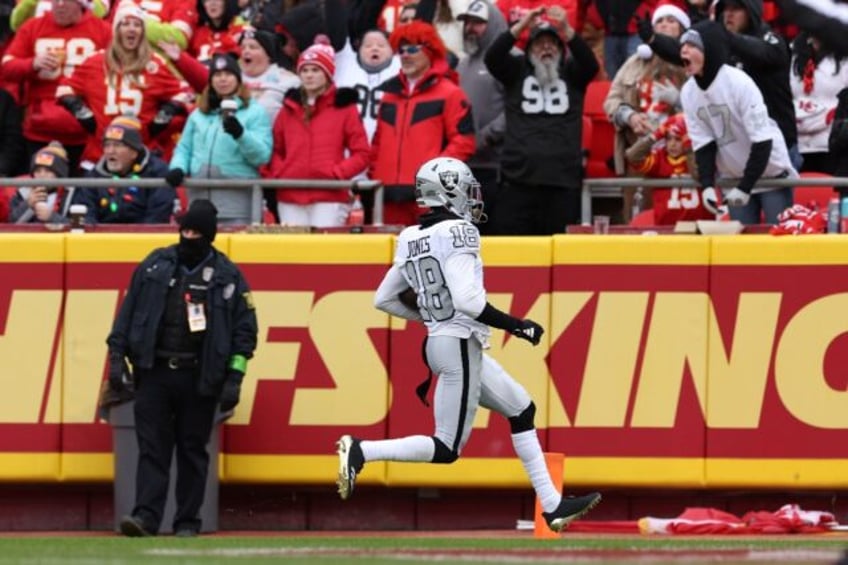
[{"left": 394, "top": 218, "right": 490, "bottom": 343}]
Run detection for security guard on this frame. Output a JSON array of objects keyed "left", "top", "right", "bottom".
[{"left": 106, "top": 199, "right": 258, "bottom": 537}]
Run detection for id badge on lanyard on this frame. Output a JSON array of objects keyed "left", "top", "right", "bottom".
[{"left": 186, "top": 293, "right": 207, "bottom": 332}]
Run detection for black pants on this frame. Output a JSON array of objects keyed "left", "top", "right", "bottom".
[
  {"left": 132, "top": 365, "right": 217, "bottom": 533},
  {"left": 489, "top": 180, "right": 581, "bottom": 235}
]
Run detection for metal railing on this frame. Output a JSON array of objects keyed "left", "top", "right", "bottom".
[
  {"left": 6, "top": 173, "right": 847, "bottom": 227},
  {"left": 0, "top": 177, "right": 385, "bottom": 226},
  {"left": 582, "top": 175, "right": 846, "bottom": 224}
]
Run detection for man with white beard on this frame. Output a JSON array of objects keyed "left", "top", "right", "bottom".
[{"left": 484, "top": 5, "right": 598, "bottom": 235}]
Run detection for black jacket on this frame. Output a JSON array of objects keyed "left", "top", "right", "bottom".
[
  {"left": 74, "top": 147, "right": 175, "bottom": 224},
  {"left": 106, "top": 245, "right": 258, "bottom": 397}
]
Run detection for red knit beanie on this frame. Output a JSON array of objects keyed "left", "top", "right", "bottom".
[{"left": 297, "top": 42, "right": 336, "bottom": 79}]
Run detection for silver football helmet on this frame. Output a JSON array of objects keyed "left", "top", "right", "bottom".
[{"left": 415, "top": 157, "right": 484, "bottom": 223}]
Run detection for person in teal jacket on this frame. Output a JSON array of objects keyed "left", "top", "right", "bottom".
[{"left": 167, "top": 53, "right": 272, "bottom": 224}]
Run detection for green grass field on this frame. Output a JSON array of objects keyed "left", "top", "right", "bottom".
[{"left": 0, "top": 534, "right": 846, "bottom": 564}]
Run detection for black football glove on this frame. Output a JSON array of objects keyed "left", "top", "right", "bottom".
[
  {"left": 165, "top": 168, "right": 185, "bottom": 188},
  {"left": 222, "top": 115, "right": 244, "bottom": 139},
  {"left": 219, "top": 371, "right": 243, "bottom": 412},
  {"left": 148, "top": 100, "right": 184, "bottom": 137},
  {"left": 511, "top": 319, "right": 544, "bottom": 346}
]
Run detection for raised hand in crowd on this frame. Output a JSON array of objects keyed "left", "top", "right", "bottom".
[
  {"left": 510, "top": 5, "right": 545, "bottom": 37},
  {"left": 546, "top": 5, "right": 574, "bottom": 41}
]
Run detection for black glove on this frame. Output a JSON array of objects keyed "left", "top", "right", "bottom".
[
  {"left": 635, "top": 14, "right": 653, "bottom": 44},
  {"left": 58, "top": 95, "right": 96, "bottom": 133},
  {"left": 511, "top": 319, "right": 544, "bottom": 346},
  {"left": 165, "top": 167, "right": 185, "bottom": 188},
  {"left": 219, "top": 371, "right": 243, "bottom": 412},
  {"left": 148, "top": 100, "right": 183, "bottom": 137},
  {"left": 108, "top": 353, "right": 130, "bottom": 391},
  {"left": 222, "top": 115, "right": 243, "bottom": 139}
]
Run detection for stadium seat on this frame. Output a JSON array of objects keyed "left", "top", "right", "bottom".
[
  {"left": 795, "top": 171, "right": 837, "bottom": 211},
  {"left": 629, "top": 208, "right": 654, "bottom": 226},
  {"left": 583, "top": 80, "right": 616, "bottom": 178}
]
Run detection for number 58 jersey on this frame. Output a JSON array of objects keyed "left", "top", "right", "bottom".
[{"left": 394, "top": 218, "right": 491, "bottom": 344}]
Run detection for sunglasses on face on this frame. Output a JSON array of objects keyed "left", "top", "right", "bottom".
[{"left": 399, "top": 44, "right": 424, "bottom": 55}]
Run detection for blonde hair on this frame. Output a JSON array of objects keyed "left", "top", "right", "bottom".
[{"left": 105, "top": 30, "right": 152, "bottom": 88}]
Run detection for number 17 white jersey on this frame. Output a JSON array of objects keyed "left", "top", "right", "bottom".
[
  {"left": 681, "top": 65, "right": 798, "bottom": 189},
  {"left": 394, "top": 218, "right": 491, "bottom": 342}
]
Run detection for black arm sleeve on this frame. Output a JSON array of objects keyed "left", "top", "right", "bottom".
[
  {"left": 484, "top": 31, "right": 523, "bottom": 85},
  {"left": 566, "top": 32, "right": 600, "bottom": 88},
  {"left": 738, "top": 139, "right": 772, "bottom": 193},
  {"left": 775, "top": 0, "right": 848, "bottom": 57},
  {"left": 476, "top": 303, "right": 522, "bottom": 332},
  {"left": 414, "top": 0, "right": 436, "bottom": 22},
  {"left": 694, "top": 141, "right": 718, "bottom": 188},
  {"left": 324, "top": 0, "right": 348, "bottom": 50},
  {"left": 649, "top": 32, "right": 684, "bottom": 66},
  {"left": 349, "top": 0, "right": 386, "bottom": 43},
  {"left": 727, "top": 32, "right": 788, "bottom": 70}
]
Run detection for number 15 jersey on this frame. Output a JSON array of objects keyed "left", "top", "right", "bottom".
[{"left": 394, "top": 218, "right": 491, "bottom": 344}]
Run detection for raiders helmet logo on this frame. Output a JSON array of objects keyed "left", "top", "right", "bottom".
[{"left": 439, "top": 170, "right": 460, "bottom": 192}]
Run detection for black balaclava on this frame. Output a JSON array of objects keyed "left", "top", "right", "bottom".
[
  {"left": 178, "top": 199, "right": 218, "bottom": 268},
  {"left": 681, "top": 20, "right": 729, "bottom": 90}
]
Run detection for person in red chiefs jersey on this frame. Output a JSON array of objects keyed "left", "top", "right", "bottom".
[
  {"left": 1, "top": 0, "right": 111, "bottom": 173},
  {"left": 56, "top": 1, "right": 190, "bottom": 167},
  {"left": 625, "top": 112, "right": 712, "bottom": 225},
  {"left": 190, "top": 0, "right": 245, "bottom": 63}
]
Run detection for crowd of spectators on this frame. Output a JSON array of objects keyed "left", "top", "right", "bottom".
[{"left": 0, "top": 0, "right": 842, "bottom": 232}]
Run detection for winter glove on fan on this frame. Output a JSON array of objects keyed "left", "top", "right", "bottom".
[
  {"left": 58, "top": 95, "right": 96, "bottom": 133},
  {"left": 165, "top": 168, "right": 185, "bottom": 188},
  {"left": 222, "top": 115, "right": 244, "bottom": 139},
  {"left": 148, "top": 101, "right": 183, "bottom": 137},
  {"left": 724, "top": 187, "right": 751, "bottom": 207},
  {"left": 701, "top": 187, "right": 727, "bottom": 216},
  {"left": 635, "top": 14, "right": 653, "bottom": 44}
]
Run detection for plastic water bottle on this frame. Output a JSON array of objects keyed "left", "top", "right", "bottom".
[
  {"left": 347, "top": 195, "right": 364, "bottom": 232},
  {"left": 841, "top": 197, "right": 848, "bottom": 234},
  {"left": 828, "top": 197, "right": 840, "bottom": 233}
]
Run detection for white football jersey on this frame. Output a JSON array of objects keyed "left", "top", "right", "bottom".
[
  {"left": 681, "top": 65, "right": 798, "bottom": 192},
  {"left": 394, "top": 218, "right": 490, "bottom": 343},
  {"left": 334, "top": 40, "right": 401, "bottom": 142}
]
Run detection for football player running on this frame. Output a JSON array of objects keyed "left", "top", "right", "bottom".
[{"left": 335, "top": 157, "right": 600, "bottom": 533}]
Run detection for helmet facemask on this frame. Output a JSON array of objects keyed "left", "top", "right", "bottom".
[{"left": 415, "top": 157, "right": 485, "bottom": 223}]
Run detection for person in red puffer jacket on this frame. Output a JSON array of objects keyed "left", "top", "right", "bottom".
[
  {"left": 268, "top": 41, "right": 370, "bottom": 228},
  {"left": 369, "top": 21, "right": 475, "bottom": 226}
]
